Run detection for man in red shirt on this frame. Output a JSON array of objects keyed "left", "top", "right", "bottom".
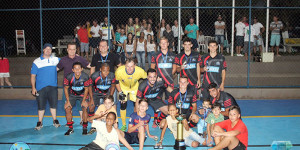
[
  {"left": 209, "top": 106, "right": 248, "bottom": 150},
  {"left": 77, "top": 23, "right": 89, "bottom": 59}
]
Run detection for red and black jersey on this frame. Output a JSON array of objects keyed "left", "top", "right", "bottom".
[
  {"left": 210, "top": 91, "right": 238, "bottom": 109},
  {"left": 200, "top": 54, "right": 227, "bottom": 88},
  {"left": 64, "top": 72, "right": 90, "bottom": 96},
  {"left": 175, "top": 51, "right": 201, "bottom": 86},
  {"left": 151, "top": 51, "right": 176, "bottom": 88},
  {"left": 168, "top": 85, "right": 197, "bottom": 115},
  {"left": 90, "top": 71, "right": 116, "bottom": 95},
  {"left": 137, "top": 79, "right": 167, "bottom": 101}
]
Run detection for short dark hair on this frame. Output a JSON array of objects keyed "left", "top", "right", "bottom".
[
  {"left": 180, "top": 75, "right": 189, "bottom": 80},
  {"left": 104, "top": 95, "right": 114, "bottom": 103},
  {"left": 147, "top": 68, "right": 156, "bottom": 75},
  {"left": 125, "top": 57, "right": 135, "bottom": 64},
  {"left": 212, "top": 103, "right": 222, "bottom": 110},
  {"left": 208, "top": 40, "right": 218, "bottom": 46},
  {"left": 168, "top": 104, "right": 177, "bottom": 110},
  {"left": 72, "top": 61, "right": 83, "bottom": 69},
  {"left": 208, "top": 83, "right": 218, "bottom": 90},
  {"left": 107, "top": 112, "right": 117, "bottom": 121},
  {"left": 99, "top": 40, "right": 108, "bottom": 45},
  {"left": 101, "top": 63, "right": 110, "bottom": 69},
  {"left": 229, "top": 105, "right": 241, "bottom": 115},
  {"left": 203, "top": 99, "right": 211, "bottom": 104},
  {"left": 139, "top": 99, "right": 148, "bottom": 105},
  {"left": 67, "top": 42, "right": 77, "bottom": 48},
  {"left": 183, "top": 37, "right": 192, "bottom": 44}
]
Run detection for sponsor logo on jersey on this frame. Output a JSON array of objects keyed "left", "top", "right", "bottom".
[
  {"left": 72, "top": 86, "right": 84, "bottom": 91},
  {"left": 158, "top": 63, "right": 172, "bottom": 68},
  {"left": 207, "top": 66, "right": 219, "bottom": 73},
  {"left": 185, "top": 63, "right": 196, "bottom": 69},
  {"left": 145, "top": 93, "right": 159, "bottom": 99},
  {"left": 97, "top": 85, "right": 111, "bottom": 90},
  {"left": 216, "top": 62, "right": 220, "bottom": 65}
]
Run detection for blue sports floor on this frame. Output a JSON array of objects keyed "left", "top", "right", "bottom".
[{"left": 0, "top": 99, "right": 300, "bottom": 150}]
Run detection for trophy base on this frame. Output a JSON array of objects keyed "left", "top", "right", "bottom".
[{"left": 174, "top": 139, "right": 186, "bottom": 150}]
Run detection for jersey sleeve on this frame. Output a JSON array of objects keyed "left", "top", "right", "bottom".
[
  {"left": 175, "top": 55, "right": 180, "bottom": 66},
  {"left": 63, "top": 77, "right": 70, "bottom": 87},
  {"left": 197, "top": 54, "right": 201, "bottom": 63},
  {"left": 151, "top": 53, "right": 156, "bottom": 64},
  {"left": 200, "top": 55, "right": 205, "bottom": 68},
  {"left": 128, "top": 113, "right": 135, "bottom": 125},
  {"left": 168, "top": 91, "right": 175, "bottom": 104},
  {"left": 137, "top": 83, "right": 145, "bottom": 100},
  {"left": 222, "top": 56, "right": 227, "bottom": 70},
  {"left": 31, "top": 63, "right": 38, "bottom": 75}
]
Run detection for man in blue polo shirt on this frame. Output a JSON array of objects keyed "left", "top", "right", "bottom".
[{"left": 31, "top": 43, "right": 61, "bottom": 130}]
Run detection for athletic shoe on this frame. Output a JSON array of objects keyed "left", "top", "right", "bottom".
[
  {"left": 53, "top": 120, "right": 61, "bottom": 128},
  {"left": 34, "top": 122, "right": 43, "bottom": 130},
  {"left": 120, "top": 125, "right": 127, "bottom": 132},
  {"left": 64, "top": 129, "right": 74, "bottom": 136},
  {"left": 152, "top": 119, "right": 159, "bottom": 128},
  {"left": 87, "top": 127, "right": 96, "bottom": 135},
  {"left": 240, "top": 54, "right": 244, "bottom": 56},
  {"left": 82, "top": 128, "right": 88, "bottom": 135},
  {"left": 65, "top": 120, "right": 74, "bottom": 127}
]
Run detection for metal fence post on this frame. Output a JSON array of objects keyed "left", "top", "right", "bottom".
[
  {"left": 247, "top": 0, "right": 252, "bottom": 88},
  {"left": 108, "top": 0, "right": 111, "bottom": 52},
  {"left": 40, "top": 0, "right": 43, "bottom": 51}
]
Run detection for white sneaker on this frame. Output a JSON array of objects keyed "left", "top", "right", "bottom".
[{"left": 240, "top": 54, "right": 244, "bottom": 56}]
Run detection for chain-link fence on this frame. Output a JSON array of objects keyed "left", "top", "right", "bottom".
[{"left": 0, "top": 0, "right": 300, "bottom": 88}]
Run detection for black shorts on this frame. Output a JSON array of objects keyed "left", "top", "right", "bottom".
[
  {"left": 75, "top": 38, "right": 80, "bottom": 47},
  {"left": 236, "top": 36, "right": 244, "bottom": 46},
  {"left": 232, "top": 141, "right": 246, "bottom": 150},
  {"left": 36, "top": 86, "right": 58, "bottom": 110},
  {"left": 200, "top": 87, "right": 210, "bottom": 101},
  {"left": 69, "top": 95, "right": 89, "bottom": 108},
  {"left": 124, "top": 132, "right": 147, "bottom": 144},
  {"left": 148, "top": 99, "right": 167, "bottom": 112},
  {"left": 191, "top": 38, "right": 199, "bottom": 49},
  {"left": 90, "top": 37, "right": 101, "bottom": 48},
  {"left": 80, "top": 142, "right": 103, "bottom": 150},
  {"left": 93, "top": 94, "right": 105, "bottom": 106}
]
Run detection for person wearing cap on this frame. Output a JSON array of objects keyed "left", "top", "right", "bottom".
[
  {"left": 214, "top": 15, "right": 226, "bottom": 54},
  {"left": 31, "top": 43, "right": 61, "bottom": 130}
]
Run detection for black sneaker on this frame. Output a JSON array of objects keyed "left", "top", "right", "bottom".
[
  {"left": 34, "top": 122, "right": 43, "bottom": 130},
  {"left": 64, "top": 128, "right": 74, "bottom": 136},
  {"left": 82, "top": 128, "right": 88, "bottom": 135},
  {"left": 87, "top": 127, "right": 96, "bottom": 135},
  {"left": 53, "top": 120, "right": 61, "bottom": 128}
]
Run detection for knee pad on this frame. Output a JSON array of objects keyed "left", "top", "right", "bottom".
[{"left": 120, "top": 101, "right": 127, "bottom": 110}]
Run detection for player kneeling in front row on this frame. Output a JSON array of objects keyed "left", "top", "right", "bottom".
[
  {"left": 80, "top": 112, "right": 134, "bottom": 150},
  {"left": 64, "top": 62, "right": 90, "bottom": 135},
  {"left": 156, "top": 104, "right": 206, "bottom": 148},
  {"left": 119, "top": 99, "right": 157, "bottom": 150}
]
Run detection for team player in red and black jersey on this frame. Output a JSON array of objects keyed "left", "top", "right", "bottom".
[
  {"left": 151, "top": 37, "right": 177, "bottom": 122},
  {"left": 136, "top": 68, "right": 173, "bottom": 128},
  {"left": 175, "top": 37, "right": 201, "bottom": 93},
  {"left": 208, "top": 83, "right": 238, "bottom": 120},
  {"left": 64, "top": 62, "right": 91, "bottom": 135},
  {"left": 200, "top": 40, "right": 227, "bottom": 101},
  {"left": 168, "top": 75, "right": 198, "bottom": 127}
]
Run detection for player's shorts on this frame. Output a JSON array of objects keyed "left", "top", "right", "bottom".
[
  {"left": 69, "top": 95, "right": 89, "bottom": 109},
  {"left": 122, "top": 90, "right": 137, "bottom": 102},
  {"left": 236, "top": 36, "right": 244, "bottom": 46},
  {"left": 232, "top": 140, "right": 246, "bottom": 150},
  {"left": 124, "top": 132, "right": 147, "bottom": 144},
  {"left": 80, "top": 142, "right": 103, "bottom": 150},
  {"left": 36, "top": 86, "right": 58, "bottom": 110},
  {"left": 215, "top": 35, "right": 224, "bottom": 45},
  {"left": 243, "top": 42, "right": 254, "bottom": 54},
  {"left": 92, "top": 94, "right": 105, "bottom": 106},
  {"left": 0, "top": 73, "right": 10, "bottom": 78},
  {"left": 148, "top": 99, "right": 167, "bottom": 112},
  {"left": 270, "top": 34, "right": 281, "bottom": 46}
]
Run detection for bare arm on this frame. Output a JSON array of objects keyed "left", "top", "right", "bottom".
[
  {"left": 196, "top": 30, "right": 199, "bottom": 41},
  {"left": 176, "top": 65, "right": 181, "bottom": 73},
  {"left": 221, "top": 108, "right": 229, "bottom": 117},
  {"left": 110, "top": 84, "right": 116, "bottom": 96},
  {"left": 116, "top": 83, "right": 122, "bottom": 92},
  {"left": 191, "top": 103, "right": 197, "bottom": 114},
  {"left": 172, "top": 64, "right": 177, "bottom": 75},
  {"left": 90, "top": 67, "right": 95, "bottom": 75},
  {"left": 158, "top": 119, "right": 168, "bottom": 145},
  {"left": 117, "top": 129, "right": 134, "bottom": 150},
  {"left": 151, "top": 63, "right": 156, "bottom": 69},
  {"left": 127, "top": 124, "right": 141, "bottom": 133},
  {"left": 197, "top": 62, "right": 201, "bottom": 87},
  {"left": 220, "top": 69, "right": 226, "bottom": 91},
  {"left": 31, "top": 74, "right": 37, "bottom": 95},
  {"left": 182, "top": 119, "right": 190, "bottom": 131}
]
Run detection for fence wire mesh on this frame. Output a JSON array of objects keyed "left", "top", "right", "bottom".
[{"left": 0, "top": 0, "right": 300, "bottom": 88}]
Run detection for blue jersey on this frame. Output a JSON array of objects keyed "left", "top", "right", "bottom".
[{"left": 128, "top": 112, "right": 151, "bottom": 132}]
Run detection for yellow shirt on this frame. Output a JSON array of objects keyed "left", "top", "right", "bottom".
[
  {"left": 87, "top": 26, "right": 92, "bottom": 38},
  {"left": 115, "top": 65, "right": 147, "bottom": 102}
]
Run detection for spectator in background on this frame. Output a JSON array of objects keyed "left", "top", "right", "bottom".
[
  {"left": 148, "top": 18, "right": 156, "bottom": 36},
  {"left": 136, "top": 32, "right": 147, "bottom": 69},
  {"left": 157, "top": 18, "right": 166, "bottom": 43},
  {"left": 77, "top": 23, "right": 89, "bottom": 60},
  {"left": 253, "top": 17, "right": 265, "bottom": 54},
  {"left": 126, "top": 18, "right": 135, "bottom": 37},
  {"left": 0, "top": 51, "right": 12, "bottom": 89},
  {"left": 242, "top": 16, "right": 249, "bottom": 26},
  {"left": 146, "top": 34, "right": 157, "bottom": 69},
  {"left": 144, "top": 24, "right": 154, "bottom": 40},
  {"left": 116, "top": 28, "right": 127, "bottom": 64},
  {"left": 163, "top": 24, "right": 175, "bottom": 52},
  {"left": 235, "top": 17, "right": 246, "bottom": 57},
  {"left": 244, "top": 21, "right": 256, "bottom": 61},
  {"left": 185, "top": 17, "right": 199, "bottom": 51},
  {"left": 172, "top": 19, "right": 184, "bottom": 54},
  {"left": 197, "top": 30, "right": 205, "bottom": 46},
  {"left": 31, "top": 43, "right": 60, "bottom": 130},
  {"left": 115, "top": 25, "right": 121, "bottom": 50},
  {"left": 90, "top": 20, "right": 101, "bottom": 54},
  {"left": 134, "top": 17, "right": 141, "bottom": 39},
  {"left": 100, "top": 16, "right": 115, "bottom": 51},
  {"left": 124, "top": 33, "right": 136, "bottom": 59},
  {"left": 74, "top": 23, "right": 81, "bottom": 54},
  {"left": 214, "top": 15, "right": 226, "bottom": 54},
  {"left": 270, "top": 15, "right": 283, "bottom": 56},
  {"left": 141, "top": 18, "right": 148, "bottom": 33},
  {"left": 86, "top": 21, "right": 93, "bottom": 56}
]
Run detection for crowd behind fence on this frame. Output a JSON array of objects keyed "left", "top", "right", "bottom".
[{"left": 0, "top": 0, "right": 300, "bottom": 88}]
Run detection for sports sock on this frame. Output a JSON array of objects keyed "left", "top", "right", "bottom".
[{"left": 120, "top": 110, "right": 127, "bottom": 126}]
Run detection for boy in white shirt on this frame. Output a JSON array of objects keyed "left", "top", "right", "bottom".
[{"left": 244, "top": 22, "right": 256, "bottom": 61}]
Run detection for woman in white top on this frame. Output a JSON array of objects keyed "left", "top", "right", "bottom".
[
  {"left": 123, "top": 33, "right": 136, "bottom": 59},
  {"left": 126, "top": 18, "right": 135, "bottom": 36},
  {"left": 135, "top": 32, "right": 147, "bottom": 69},
  {"left": 157, "top": 18, "right": 166, "bottom": 43},
  {"left": 144, "top": 24, "right": 154, "bottom": 40},
  {"left": 146, "top": 34, "right": 157, "bottom": 68}
]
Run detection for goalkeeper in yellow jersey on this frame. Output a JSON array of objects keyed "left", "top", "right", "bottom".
[{"left": 115, "top": 58, "right": 147, "bottom": 131}]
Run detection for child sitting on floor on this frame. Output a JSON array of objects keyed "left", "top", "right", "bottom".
[{"left": 205, "top": 103, "right": 224, "bottom": 146}]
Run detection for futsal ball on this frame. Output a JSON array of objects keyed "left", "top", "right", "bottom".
[{"left": 105, "top": 143, "right": 120, "bottom": 150}]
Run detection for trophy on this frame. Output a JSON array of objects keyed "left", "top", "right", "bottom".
[{"left": 174, "top": 100, "right": 186, "bottom": 150}]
